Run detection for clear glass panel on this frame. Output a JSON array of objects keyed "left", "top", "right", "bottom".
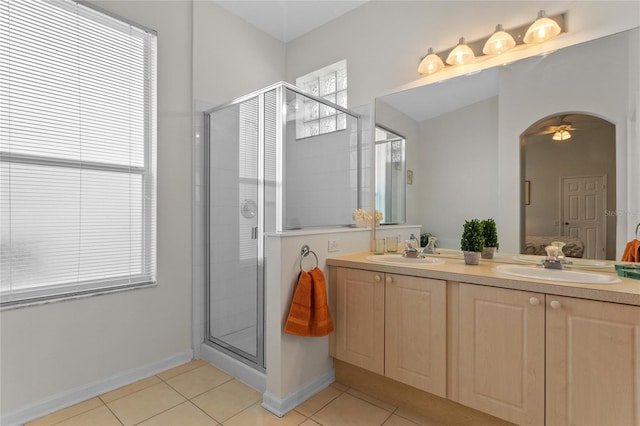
[
  {"left": 208, "top": 97, "right": 259, "bottom": 359},
  {"left": 336, "top": 90, "right": 347, "bottom": 108},
  {"left": 337, "top": 113, "right": 347, "bottom": 130},
  {"left": 284, "top": 87, "right": 359, "bottom": 229}
]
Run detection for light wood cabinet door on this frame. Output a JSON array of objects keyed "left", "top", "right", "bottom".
[
  {"left": 458, "top": 283, "right": 545, "bottom": 426},
  {"left": 385, "top": 274, "right": 446, "bottom": 396},
  {"left": 334, "top": 267, "right": 385, "bottom": 375},
  {"left": 546, "top": 296, "right": 640, "bottom": 426}
]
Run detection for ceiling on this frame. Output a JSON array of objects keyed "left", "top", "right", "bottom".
[{"left": 212, "top": 1, "right": 369, "bottom": 43}]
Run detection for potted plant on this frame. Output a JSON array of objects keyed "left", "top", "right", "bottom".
[
  {"left": 481, "top": 218, "right": 499, "bottom": 259},
  {"left": 461, "top": 219, "right": 485, "bottom": 265},
  {"left": 353, "top": 209, "right": 372, "bottom": 228}
]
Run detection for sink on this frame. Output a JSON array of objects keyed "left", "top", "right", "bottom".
[
  {"left": 512, "top": 254, "right": 613, "bottom": 269},
  {"left": 366, "top": 254, "right": 445, "bottom": 266},
  {"left": 494, "top": 264, "right": 621, "bottom": 284}
]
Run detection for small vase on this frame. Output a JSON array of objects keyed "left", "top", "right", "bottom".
[
  {"left": 463, "top": 251, "right": 481, "bottom": 265},
  {"left": 482, "top": 247, "right": 496, "bottom": 259}
]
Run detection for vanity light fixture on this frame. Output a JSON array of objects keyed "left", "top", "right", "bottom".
[
  {"left": 482, "top": 24, "right": 516, "bottom": 55},
  {"left": 417, "top": 11, "right": 565, "bottom": 75},
  {"left": 418, "top": 48, "right": 445, "bottom": 75},
  {"left": 446, "top": 37, "right": 475, "bottom": 65},
  {"left": 552, "top": 129, "right": 572, "bottom": 141},
  {"left": 524, "top": 10, "right": 562, "bottom": 44}
]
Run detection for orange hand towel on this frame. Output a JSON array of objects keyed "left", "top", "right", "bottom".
[
  {"left": 284, "top": 271, "right": 313, "bottom": 336},
  {"left": 622, "top": 239, "right": 640, "bottom": 262},
  {"left": 309, "top": 267, "right": 334, "bottom": 337}
]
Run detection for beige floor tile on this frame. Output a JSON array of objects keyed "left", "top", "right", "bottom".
[
  {"left": 27, "top": 397, "right": 103, "bottom": 426},
  {"left": 56, "top": 405, "right": 122, "bottom": 426},
  {"left": 393, "top": 408, "right": 443, "bottom": 426},
  {"left": 192, "top": 379, "right": 262, "bottom": 423},
  {"left": 107, "top": 382, "right": 186, "bottom": 426},
  {"left": 293, "top": 385, "right": 343, "bottom": 417},
  {"left": 166, "top": 364, "right": 233, "bottom": 399},
  {"left": 311, "top": 393, "right": 392, "bottom": 426},
  {"left": 138, "top": 401, "right": 217, "bottom": 426},
  {"left": 100, "top": 375, "right": 161, "bottom": 403},
  {"left": 157, "top": 359, "right": 208, "bottom": 381},
  {"left": 223, "top": 402, "right": 307, "bottom": 426},
  {"left": 347, "top": 388, "right": 397, "bottom": 412},
  {"left": 299, "top": 419, "right": 322, "bottom": 426},
  {"left": 382, "top": 414, "right": 422, "bottom": 426},
  {"left": 330, "top": 381, "right": 349, "bottom": 392}
]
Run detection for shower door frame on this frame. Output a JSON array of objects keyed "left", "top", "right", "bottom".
[{"left": 203, "top": 87, "right": 275, "bottom": 371}]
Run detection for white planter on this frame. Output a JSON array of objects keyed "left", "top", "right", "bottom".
[{"left": 463, "top": 251, "right": 482, "bottom": 265}]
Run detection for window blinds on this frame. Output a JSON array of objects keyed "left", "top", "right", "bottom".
[{"left": 0, "top": 0, "right": 157, "bottom": 307}]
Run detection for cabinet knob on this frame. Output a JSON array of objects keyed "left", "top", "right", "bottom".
[
  {"left": 529, "top": 297, "right": 540, "bottom": 305},
  {"left": 550, "top": 300, "right": 562, "bottom": 309},
  {"left": 374, "top": 275, "right": 381, "bottom": 282},
  {"left": 385, "top": 276, "right": 393, "bottom": 283}
]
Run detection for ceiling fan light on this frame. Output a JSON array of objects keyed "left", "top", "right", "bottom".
[
  {"left": 446, "top": 37, "right": 475, "bottom": 65},
  {"left": 524, "top": 10, "right": 561, "bottom": 44},
  {"left": 418, "top": 48, "right": 445, "bottom": 75},
  {"left": 483, "top": 24, "right": 516, "bottom": 55},
  {"left": 552, "top": 129, "right": 572, "bottom": 141}
]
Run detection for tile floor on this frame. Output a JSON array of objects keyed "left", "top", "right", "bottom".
[{"left": 27, "top": 359, "right": 440, "bottom": 426}]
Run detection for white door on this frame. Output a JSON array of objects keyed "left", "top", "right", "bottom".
[{"left": 560, "top": 175, "right": 606, "bottom": 259}]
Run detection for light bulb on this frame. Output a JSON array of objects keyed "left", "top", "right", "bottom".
[
  {"left": 524, "top": 10, "right": 561, "bottom": 44},
  {"left": 483, "top": 24, "right": 516, "bottom": 55},
  {"left": 418, "top": 48, "right": 445, "bottom": 75},
  {"left": 446, "top": 37, "right": 475, "bottom": 65}
]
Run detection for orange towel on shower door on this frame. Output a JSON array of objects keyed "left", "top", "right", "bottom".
[
  {"left": 622, "top": 239, "right": 640, "bottom": 262},
  {"left": 284, "top": 267, "right": 334, "bottom": 337}
]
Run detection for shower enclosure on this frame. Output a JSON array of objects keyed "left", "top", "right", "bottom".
[{"left": 203, "top": 82, "right": 360, "bottom": 370}]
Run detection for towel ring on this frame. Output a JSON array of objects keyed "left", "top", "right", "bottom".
[{"left": 300, "top": 245, "right": 319, "bottom": 272}]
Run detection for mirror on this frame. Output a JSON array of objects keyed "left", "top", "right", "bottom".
[
  {"left": 375, "top": 28, "right": 639, "bottom": 260},
  {"left": 374, "top": 126, "right": 406, "bottom": 224},
  {"left": 522, "top": 113, "right": 616, "bottom": 260}
]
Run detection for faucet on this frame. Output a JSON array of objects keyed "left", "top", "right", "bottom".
[{"left": 541, "top": 245, "right": 563, "bottom": 269}]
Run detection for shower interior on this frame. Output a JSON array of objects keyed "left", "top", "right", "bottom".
[{"left": 204, "top": 82, "right": 361, "bottom": 370}]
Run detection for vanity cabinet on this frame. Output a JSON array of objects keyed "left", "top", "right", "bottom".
[
  {"left": 333, "top": 267, "right": 446, "bottom": 396},
  {"left": 458, "top": 283, "right": 545, "bottom": 425},
  {"left": 546, "top": 296, "right": 640, "bottom": 426},
  {"left": 458, "top": 283, "right": 640, "bottom": 426},
  {"left": 334, "top": 268, "right": 385, "bottom": 374}
]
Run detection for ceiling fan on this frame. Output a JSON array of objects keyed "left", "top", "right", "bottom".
[{"left": 534, "top": 115, "right": 578, "bottom": 141}]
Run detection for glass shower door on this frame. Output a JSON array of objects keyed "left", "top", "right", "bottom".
[{"left": 207, "top": 96, "right": 264, "bottom": 368}]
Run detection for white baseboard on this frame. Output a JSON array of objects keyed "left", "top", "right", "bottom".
[
  {"left": 199, "top": 343, "right": 266, "bottom": 392},
  {"left": 2, "top": 350, "right": 193, "bottom": 426},
  {"left": 261, "top": 368, "right": 335, "bottom": 417}
]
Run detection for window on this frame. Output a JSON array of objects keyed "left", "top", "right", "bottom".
[
  {"left": 295, "top": 60, "right": 347, "bottom": 138},
  {"left": 0, "top": 0, "right": 157, "bottom": 307}
]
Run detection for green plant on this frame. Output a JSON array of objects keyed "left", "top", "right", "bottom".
[
  {"left": 461, "top": 219, "right": 485, "bottom": 252},
  {"left": 481, "top": 218, "right": 499, "bottom": 248}
]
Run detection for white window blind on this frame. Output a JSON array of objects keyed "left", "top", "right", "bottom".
[{"left": 0, "top": 0, "right": 157, "bottom": 307}]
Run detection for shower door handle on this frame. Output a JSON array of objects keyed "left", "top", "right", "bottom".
[{"left": 251, "top": 227, "right": 258, "bottom": 239}]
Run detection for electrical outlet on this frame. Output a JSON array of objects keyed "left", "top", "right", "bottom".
[{"left": 328, "top": 239, "right": 340, "bottom": 252}]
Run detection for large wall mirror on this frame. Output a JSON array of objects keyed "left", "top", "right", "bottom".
[{"left": 375, "top": 28, "right": 639, "bottom": 260}]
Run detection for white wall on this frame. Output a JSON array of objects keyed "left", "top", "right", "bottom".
[{"left": 0, "top": 1, "right": 194, "bottom": 423}]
